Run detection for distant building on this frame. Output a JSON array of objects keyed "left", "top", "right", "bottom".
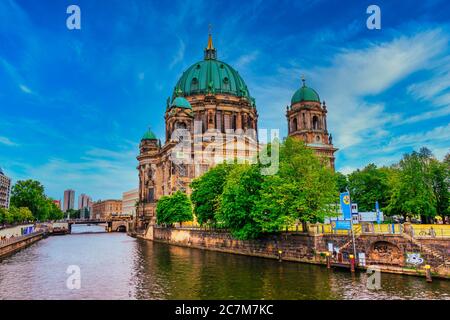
[
  {"left": 63, "top": 189, "right": 75, "bottom": 212},
  {"left": 78, "top": 193, "right": 92, "bottom": 219},
  {"left": 0, "top": 168, "right": 11, "bottom": 209},
  {"left": 78, "top": 193, "right": 92, "bottom": 210},
  {"left": 92, "top": 199, "right": 122, "bottom": 219},
  {"left": 122, "top": 189, "right": 138, "bottom": 217}
]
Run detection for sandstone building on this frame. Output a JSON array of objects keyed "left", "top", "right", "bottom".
[
  {"left": 92, "top": 199, "right": 122, "bottom": 220},
  {"left": 136, "top": 34, "right": 337, "bottom": 230}
]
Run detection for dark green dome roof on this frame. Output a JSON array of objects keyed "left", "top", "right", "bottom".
[
  {"left": 291, "top": 80, "right": 320, "bottom": 104},
  {"left": 171, "top": 96, "right": 192, "bottom": 109},
  {"left": 172, "top": 34, "right": 254, "bottom": 105},
  {"left": 142, "top": 129, "right": 157, "bottom": 140}
]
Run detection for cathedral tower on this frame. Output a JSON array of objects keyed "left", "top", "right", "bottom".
[{"left": 286, "top": 77, "right": 337, "bottom": 169}]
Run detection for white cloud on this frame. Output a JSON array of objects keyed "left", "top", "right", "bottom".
[
  {"left": 311, "top": 29, "right": 448, "bottom": 150},
  {"left": 11, "top": 145, "right": 139, "bottom": 201},
  {"left": 19, "top": 84, "right": 32, "bottom": 94},
  {"left": 382, "top": 123, "right": 450, "bottom": 154},
  {"left": 0, "top": 136, "right": 18, "bottom": 146},
  {"left": 169, "top": 38, "right": 186, "bottom": 69}
]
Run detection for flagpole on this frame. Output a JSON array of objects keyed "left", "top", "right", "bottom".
[{"left": 346, "top": 188, "right": 357, "bottom": 263}]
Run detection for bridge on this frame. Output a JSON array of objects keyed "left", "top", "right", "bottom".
[{"left": 65, "top": 216, "right": 132, "bottom": 233}]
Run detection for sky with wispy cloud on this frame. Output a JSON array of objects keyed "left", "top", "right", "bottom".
[{"left": 0, "top": 0, "right": 449, "bottom": 201}]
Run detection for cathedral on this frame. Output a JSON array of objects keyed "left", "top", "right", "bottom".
[{"left": 136, "top": 34, "right": 337, "bottom": 229}]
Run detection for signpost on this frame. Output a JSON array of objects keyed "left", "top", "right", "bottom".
[{"left": 341, "top": 189, "right": 357, "bottom": 265}]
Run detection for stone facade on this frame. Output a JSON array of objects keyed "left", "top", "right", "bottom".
[
  {"left": 136, "top": 35, "right": 337, "bottom": 230},
  {"left": 92, "top": 199, "right": 122, "bottom": 219}
]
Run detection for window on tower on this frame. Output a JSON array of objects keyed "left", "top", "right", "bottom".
[
  {"left": 293, "top": 118, "right": 298, "bottom": 132},
  {"left": 312, "top": 116, "right": 319, "bottom": 130}
]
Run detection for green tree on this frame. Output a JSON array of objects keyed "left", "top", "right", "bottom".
[
  {"left": 335, "top": 172, "right": 348, "bottom": 193},
  {"left": 275, "top": 137, "right": 337, "bottom": 229},
  {"left": 219, "top": 164, "right": 264, "bottom": 239},
  {"left": 66, "top": 209, "right": 80, "bottom": 219},
  {"left": 386, "top": 150, "right": 436, "bottom": 222},
  {"left": 19, "top": 207, "right": 34, "bottom": 222},
  {"left": 430, "top": 159, "right": 450, "bottom": 223},
  {"left": 444, "top": 152, "right": 450, "bottom": 166},
  {"left": 10, "top": 180, "right": 47, "bottom": 220},
  {"left": 156, "top": 191, "right": 193, "bottom": 226},
  {"left": 190, "top": 163, "right": 232, "bottom": 226},
  {"left": 348, "top": 164, "right": 392, "bottom": 212}
]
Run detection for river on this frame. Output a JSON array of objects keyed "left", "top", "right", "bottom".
[{"left": 0, "top": 225, "right": 448, "bottom": 300}]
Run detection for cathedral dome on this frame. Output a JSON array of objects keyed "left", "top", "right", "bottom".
[
  {"left": 141, "top": 129, "right": 157, "bottom": 140},
  {"left": 171, "top": 96, "right": 192, "bottom": 109},
  {"left": 291, "top": 79, "right": 320, "bottom": 104},
  {"left": 172, "top": 34, "right": 253, "bottom": 105}
]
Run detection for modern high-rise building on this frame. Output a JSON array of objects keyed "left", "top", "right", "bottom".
[
  {"left": 78, "top": 193, "right": 92, "bottom": 210},
  {"left": 122, "top": 189, "right": 138, "bottom": 217},
  {"left": 0, "top": 168, "right": 11, "bottom": 209},
  {"left": 78, "top": 193, "right": 92, "bottom": 219},
  {"left": 63, "top": 189, "right": 75, "bottom": 212}
]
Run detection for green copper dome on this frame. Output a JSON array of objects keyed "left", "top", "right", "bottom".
[
  {"left": 291, "top": 80, "right": 320, "bottom": 104},
  {"left": 172, "top": 34, "right": 254, "bottom": 105},
  {"left": 142, "top": 129, "right": 157, "bottom": 140},
  {"left": 171, "top": 96, "right": 192, "bottom": 109}
]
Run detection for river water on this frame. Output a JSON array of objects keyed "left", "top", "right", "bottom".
[{"left": 0, "top": 225, "right": 448, "bottom": 300}]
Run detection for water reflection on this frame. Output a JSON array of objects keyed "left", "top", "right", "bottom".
[{"left": 0, "top": 228, "right": 448, "bottom": 300}]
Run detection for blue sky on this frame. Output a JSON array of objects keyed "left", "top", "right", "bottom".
[{"left": 0, "top": 0, "right": 449, "bottom": 201}]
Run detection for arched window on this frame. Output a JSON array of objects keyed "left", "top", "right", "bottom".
[
  {"left": 232, "top": 114, "right": 237, "bottom": 130},
  {"left": 312, "top": 116, "right": 319, "bottom": 130},
  {"left": 223, "top": 77, "right": 230, "bottom": 91},
  {"left": 191, "top": 78, "right": 199, "bottom": 92},
  {"left": 175, "top": 122, "right": 186, "bottom": 130},
  {"left": 293, "top": 118, "right": 298, "bottom": 132}
]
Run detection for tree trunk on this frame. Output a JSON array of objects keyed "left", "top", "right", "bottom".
[{"left": 302, "top": 221, "right": 307, "bottom": 233}]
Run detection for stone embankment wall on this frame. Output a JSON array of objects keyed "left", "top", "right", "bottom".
[
  {"left": 140, "top": 225, "right": 450, "bottom": 279},
  {"left": 0, "top": 232, "right": 44, "bottom": 259}
]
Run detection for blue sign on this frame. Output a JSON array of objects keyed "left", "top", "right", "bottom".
[
  {"left": 332, "top": 220, "right": 352, "bottom": 230},
  {"left": 375, "top": 201, "right": 381, "bottom": 224},
  {"left": 340, "top": 192, "right": 352, "bottom": 219}
]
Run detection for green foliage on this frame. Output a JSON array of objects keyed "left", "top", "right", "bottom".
[
  {"left": 11, "top": 180, "right": 46, "bottom": 219},
  {"left": 10, "top": 180, "right": 64, "bottom": 221},
  {"left": 348, "top": 164, "right": 392, "bottom": 212},
  {"left": 156, "top": 191, "right": 193, "bottom": 225},
  {"left": 206, "top": 137, "right": 337, "bottom": 239},
  {"left": 0, "top": 206, "right": 34, "bottom": 224},
  {"left": 191, "top": 163, "right": 233, "bottom": 226},
  {"left": 219, "top": 164, "right": 265, "bottom": 239},
  {"left": 335, "top": 172, "right": 348, "bottom": 193},
  {"left": 429, "top": 159, "right": 450, "bottom": 219},
  {"left": 386, "top": 150, "right": 436, "bottom": 221},
  {"left": 276, "top": 137, "right": 337, "bottom": 224}
]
